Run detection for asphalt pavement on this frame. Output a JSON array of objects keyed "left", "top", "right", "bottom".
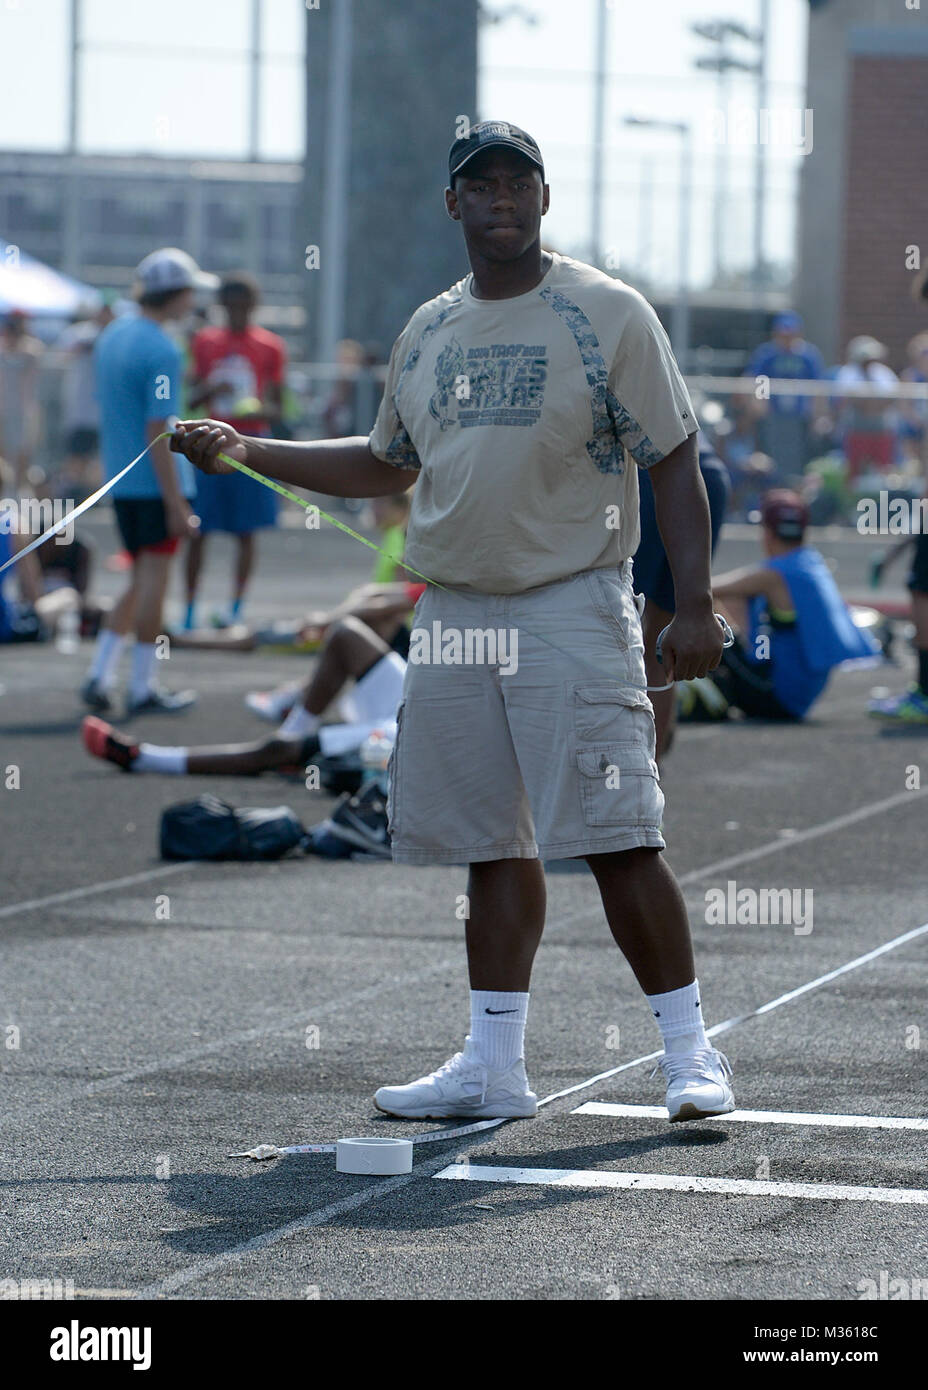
[{"left": 1, "top": 506, "right": 925, "bottom": 1305}]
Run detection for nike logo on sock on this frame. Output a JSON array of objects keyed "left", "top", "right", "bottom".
[
  {"left": 653, "top": 1011, "right": 660, "bottom": 1018},
  {"left": 485, "top": 1008, "right": 518, "bottom": 1015}
]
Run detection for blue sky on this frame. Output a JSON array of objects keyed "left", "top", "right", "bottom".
[{"left": 0, "top": 0, "right": 808, "bottom": 290}]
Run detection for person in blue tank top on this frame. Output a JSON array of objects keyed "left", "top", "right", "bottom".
[{"left": 686, "top": 490, "right": 879, "bottom": 721}]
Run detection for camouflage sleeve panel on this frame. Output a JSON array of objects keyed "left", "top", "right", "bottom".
[{"left": 383, "top": 412, "right": 422, "bottom": 471}]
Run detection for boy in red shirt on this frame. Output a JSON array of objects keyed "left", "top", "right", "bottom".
[{"left": 185, "top": 272, "right": 287, "bottom": 628}]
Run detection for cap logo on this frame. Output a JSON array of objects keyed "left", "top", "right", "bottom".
[{"left": 478, "top": 122, "right": 512, "bottom": 141}]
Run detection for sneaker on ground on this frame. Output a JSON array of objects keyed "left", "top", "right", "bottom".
[
  {"left": 125, "top": 685, "right": 197, "bottom": 717},
  {"left": 374, "top": 1037, "right": 538, "bottom": 1120},
  {"left": 81, "top": 715, "right": 139, "bottom": 771},
  {"left": 652, "top": 1047, "right": 735, "bottom": 1123},
  {"left": 677, "top": 675, "right": 730, "bottom": 722},
  {"left": 867, "top": 686, "right": 928, "bottom": 724},
  {"left": 245, "top": 685, "right": 300, "bottom": 723},
  {"left": 328, "top": 781, "right": 391, "bottom": 858},
  {"left": 80, "top": 677, "right": 112, "bottom": 713}
]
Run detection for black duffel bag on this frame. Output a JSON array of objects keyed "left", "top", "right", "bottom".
[{"left": 160, "top": 795, "right": 307, "bottom": 861}]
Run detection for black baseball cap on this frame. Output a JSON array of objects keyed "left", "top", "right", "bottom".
[{"left": 448, "top": 121, "right": 545, "bottom": 183}]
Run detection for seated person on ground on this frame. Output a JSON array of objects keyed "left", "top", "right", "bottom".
[
  {"left": 81, "top": 606, "right": 408, "bottom": 777},
  {"left": 686, "top": 490, "right": 879, "bottom": 723},
  {"left": 246, "top": 491, "right": 419, "bottom": 722},
  {"left": 81, "top": 494, "right": 421, "bottom": 776},
  {"left": 0, "top": 498, "right": 81, "bottom": 645}
]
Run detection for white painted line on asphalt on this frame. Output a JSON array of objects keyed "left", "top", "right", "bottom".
[
  {"left": 434, "top": 1164, "right": 928, "bottom": 1205},
  {"left": 534, "top": 919, "right": 928, "bottom": 1107},
  {"left": 7, "top": 785, "right": 924, "bottom": 1294},
  {"left": 0, "top": 861, "right": 200, "bottom": 920},
  {"left": 674, "top": 788, "right": 928, "bottom": 887},
  {"left": 136, "top": 1139, "right": 478, "bottom": 1299},
  {"left": 573, "top": 1102, "right": 928, "bottom": 1131},
  {"left": 6, "top": 786, "right": 919, "bottom": 933},
  {"left": 140, "top": 917, "right": 928, "bottom": 1296},
  {"left": 554, "top": 786, "right": 928, "bottom": 933},
  {"left": 0, "top": 957, "right": 461, "bottom": 1127},
  {"left": 706, "top": 919, "right": 928, "bottom": 1034}
]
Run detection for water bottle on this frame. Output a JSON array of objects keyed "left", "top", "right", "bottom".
[
  {"left": 55, "top": 606, "right": 81, "bottom": 655},
  {"left": 359, "top": 727, "right": 394, "bottom": 794}
]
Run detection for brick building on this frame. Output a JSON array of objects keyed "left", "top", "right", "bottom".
[{"left": 797, "top": 0, "right": 928, "bottom": 368}]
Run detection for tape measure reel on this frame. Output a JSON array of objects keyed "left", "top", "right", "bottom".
[{"left": 649, "top": 613, "right": 735, "bottom": 694}]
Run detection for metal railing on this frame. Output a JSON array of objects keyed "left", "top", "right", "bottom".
[{"left": 9, "top": 362, "right": 928, "bottom": 532}]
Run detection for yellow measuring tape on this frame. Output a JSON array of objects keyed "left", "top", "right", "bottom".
[
  {"left": 211, "top": 447, "right": 450, "bottom": 593},
  {"left": 1, "top": 427, "right": 725, "bottom": 692},
  {"left": 0, "top": 431, "right": 446, "bottom": 591}
]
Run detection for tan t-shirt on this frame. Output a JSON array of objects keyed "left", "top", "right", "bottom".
[{"left": 369, "top": 253, "right": 697, "bottom": 594}]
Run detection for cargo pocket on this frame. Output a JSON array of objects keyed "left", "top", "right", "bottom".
[
  {"left": 385, "top": 700, "right": 405, "bottom": 838},
  {"left": 574, "top": 683, "right": 660, "bottom": 828},
  {"left": 574, "top": 682, "right": 656, "bottom": 747}
]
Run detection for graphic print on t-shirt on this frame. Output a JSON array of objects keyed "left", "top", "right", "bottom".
[
  {"left": 207, "top": 353, "right": 259, "bottom": 417},
  {"left": 429, "top": 337, "right": 548, "bottom": 431}
]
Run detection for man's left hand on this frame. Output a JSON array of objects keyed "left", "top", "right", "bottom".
[{"left": 659, "top": 604, "right": 725, "bottom": 682}]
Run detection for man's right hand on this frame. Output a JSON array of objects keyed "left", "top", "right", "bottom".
[{"left": 171, "top": 419, "right": 247, "bottom": 475}]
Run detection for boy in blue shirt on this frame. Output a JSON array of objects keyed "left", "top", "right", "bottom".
[
  {"left": 701, "top": 491, "right": 878, "bottom": 720},
  {"left": 81, "top": 248, "right": 217, "bottom": 716}
]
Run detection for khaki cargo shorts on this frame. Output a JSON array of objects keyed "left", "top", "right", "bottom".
[{"left": 386, "top": 561, "right": 665, "bottom": 865}]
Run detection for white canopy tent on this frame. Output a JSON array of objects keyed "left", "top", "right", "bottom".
[{"left": 0, "top": 240, "right": 101, "bottom": 319}]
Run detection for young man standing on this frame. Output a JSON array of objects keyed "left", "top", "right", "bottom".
[
  {"left": 172, "top": 122, "right": 734, "bottom": 1124},
  {"left": 81, "top": 248, "right": 217, "bottom": 716}
]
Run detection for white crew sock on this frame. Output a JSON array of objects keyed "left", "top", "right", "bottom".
[
  {"left": 277, "top": 704, "right": 320, "bottom": 739},
  {"left": 134, "top": 744, "right": 188, "bottom": 774},
  {"left": 468, "top": 990, "right": 529, "bottom": 1071},
  {"left": 129, "top": 642, "right": 157, "bottom": 701},
  {"left": 87, "top": 629, "right": 125, "bottom": 689},
  {"left": 645, "top": 978, "right": 710, "bottom": 1055}
]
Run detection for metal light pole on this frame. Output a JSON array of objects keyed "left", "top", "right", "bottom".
[
  {"left": 319, "top": 0, "right": 353, "bottom": 365},
  {"left": 693, "top": 20, "right": 760, "bottom": 287},
  {"left": 624, "top": 117, "right": 691, "bottom": 372},
  {"left": 248, "top": 0, "right": 261, "bottom": 163},
  {"left": 64, "top": 0, "right": 82, "bottom": 278},
  {"left": 638, "top": 155, "right": 654, "bottom": 285},
  {"left": 753, "top": 0, "right": 770, "bottom": 292},
  {"left": 712, "top": 60, "right": 727, "bottom": 284},
  {"left": 676, "top": 124, "right": 692, "bottom": 372},
  {"left": 68, "top": 0, "right": 80, "bottom": 153},
  {"left": 590, "top": 0, "right": 609, "bottom": 268}
]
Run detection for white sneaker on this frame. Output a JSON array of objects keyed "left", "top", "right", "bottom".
[
  {"left": 653, "top": 1047, "right": 735, "bottom": 1123},
  {"left": 245, "top": 684, "right": 300, "bottom": 723},
  {"left": 374, "top": 1038, "right": 538, "bottom": 1120}
]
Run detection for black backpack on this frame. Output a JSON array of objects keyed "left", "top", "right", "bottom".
[{"left": 160, "top": 795, "right": 307, "bottom": 861}]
